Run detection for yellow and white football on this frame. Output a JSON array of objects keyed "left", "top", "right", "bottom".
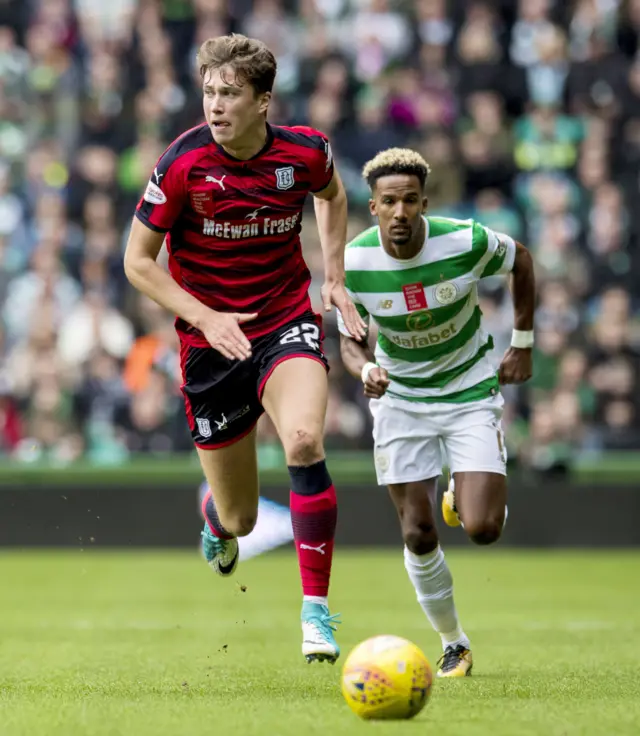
[{"left": 341, "top": 635, "right": 433, "bottom": 720}]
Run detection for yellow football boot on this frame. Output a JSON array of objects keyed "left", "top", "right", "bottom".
[
  {"left": 441, "top": 475, "right": 461, "bottom": 528},
  {"left": 437, "top": 645, "right": 473, "bottom": 678}
]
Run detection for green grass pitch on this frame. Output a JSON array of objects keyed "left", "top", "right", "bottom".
[{"left": 1, "top": 548, "right": 639, "bottom": 736}]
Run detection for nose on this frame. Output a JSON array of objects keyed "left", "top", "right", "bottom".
[
  {"left": 393, "top": 202, "right": 409, "bottom": 220},
  {"left": 209, "top": 95, "right": 224, "bottom": 115}
]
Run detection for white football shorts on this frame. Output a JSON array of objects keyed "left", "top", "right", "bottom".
[{"left": 369, "top": 392, "right": 507, "bottom": 485}]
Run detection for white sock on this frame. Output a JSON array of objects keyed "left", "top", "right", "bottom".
[
  {"left": 404, "top": 545, "right": 470, "bottom": 651},
  {"left": 303, "top": 595, "right": 328, "bottom": 607}
]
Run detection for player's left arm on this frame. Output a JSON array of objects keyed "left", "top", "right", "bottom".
[
  {"left": 498, "top": 239, "right": 535, "bottom": 385},
  {"left": 312, "top": 164, "right": 367, "bottom": 340}
]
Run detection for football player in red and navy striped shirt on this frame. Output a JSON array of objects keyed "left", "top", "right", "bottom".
[{"left": 124, "top": 33, "right": 366, "bottom": 664}]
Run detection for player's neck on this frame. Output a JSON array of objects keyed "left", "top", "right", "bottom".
[
  {"left": 220, "top": 121, "right": 269, "bottom": 161},
  {"left": 381, "top": 219, "right": 426, "bottom": 261}
]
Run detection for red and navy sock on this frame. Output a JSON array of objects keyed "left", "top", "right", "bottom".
[
  {"left": 288, "top": 460, "right": 337, "bottom": 601},
  {"left": 201, "top": 489, "right": 234, "bottom": 540}
]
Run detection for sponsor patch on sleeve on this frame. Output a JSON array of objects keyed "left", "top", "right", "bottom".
[{"left": 143, "top": 181, "right": 167, "bottom": 205}]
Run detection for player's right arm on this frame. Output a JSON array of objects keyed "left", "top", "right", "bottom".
[
  {"left": 124, "top": 154, "right": 255, "bottom": 361},
  {"left": 124, "top": 219, "right": 254, "bottom": 361},
  {"left": 336, "top": 288, "right": 389, "bottom": 399},
  {"left": 339, "top": 332, "right": 389, "bottom": 399}
]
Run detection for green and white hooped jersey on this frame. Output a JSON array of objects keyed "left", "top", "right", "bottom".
[{"left": 337, "top": 217, "right": 516, "bottom": 404}]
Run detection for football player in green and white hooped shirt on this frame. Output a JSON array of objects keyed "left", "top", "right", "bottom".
[{"left": 338, "top": 148, "right": 535, "bottom": 679}]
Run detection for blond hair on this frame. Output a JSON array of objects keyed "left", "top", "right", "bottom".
[
  {"left": 197, "top": 34, "right": 277, "bottom": 95},
  {"left": 362, "top": 148, "right": 431, "bottom": 190}
]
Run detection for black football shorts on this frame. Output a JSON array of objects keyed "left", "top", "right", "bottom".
[{"left": 179, "top": 312, "right": 328, "bottom": 449}]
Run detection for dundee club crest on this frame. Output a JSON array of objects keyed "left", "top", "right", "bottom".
[
  {"left": 196, "top": 418, "right": 212, "bottom": 438},
  {"left": 275, "top": 166, "right": 295, "bottom": 190}
]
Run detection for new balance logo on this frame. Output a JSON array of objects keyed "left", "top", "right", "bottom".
[
  {"left": 206, "top": 174, "right": 226, "bottom": 190},
  {"left": 245, "top": 206, "right": 268, "bottom": 221},
  {"left": 300, "top": 543, "right": 327, "bottom": 555}
]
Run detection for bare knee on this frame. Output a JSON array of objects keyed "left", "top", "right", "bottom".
[
  {"left": 403, "top": 520, "right": 439, "bottom": 556},
  {"left": 284, "top": 427, "right": 324, "bottom": 466},
  {"left": 218, "top": 512, "right": 257, "bottom": 537},
  {"left": 465, "top": 516, "right": 503, "bottom": 546}
]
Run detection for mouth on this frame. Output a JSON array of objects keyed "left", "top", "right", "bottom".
[
  {"left": 390, "top": 225, "right": 411, "bottom": 235},
  {"left": 211, "top": 121, "right": 231, "bottom": 130}
]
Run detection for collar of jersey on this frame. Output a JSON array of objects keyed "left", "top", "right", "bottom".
[
  {"left": 212, "top": 122, "right": 274, "bottom": 162},
  {"left": 377, "top": 216, "right": 430, "bottom": 264}
]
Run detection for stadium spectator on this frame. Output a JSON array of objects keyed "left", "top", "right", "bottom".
[{"left": 0, "top": 0, "right": 638, "bottom": 471}]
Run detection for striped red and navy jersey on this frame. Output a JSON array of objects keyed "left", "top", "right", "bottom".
[{"left": 135, "top": 122, "right": 334, "bottom": 345}]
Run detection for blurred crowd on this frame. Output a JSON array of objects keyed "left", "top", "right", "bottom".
[{"left": 0, "top": 0, "right": 639, "bottom": 470}]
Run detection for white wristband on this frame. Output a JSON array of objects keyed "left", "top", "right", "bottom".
[
  {"left": 361, "top": 362, "right": 377, "bottom": 383},
  {"left": 511, "top": 329, "right": 534, "bottom": 349}
]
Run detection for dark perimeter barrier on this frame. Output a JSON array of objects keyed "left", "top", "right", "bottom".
[{"left": 0, "top": 456, "right": 638, "bottom": 547}]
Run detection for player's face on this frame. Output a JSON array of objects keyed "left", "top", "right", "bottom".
[
  {"left": 370, "top": 175, "right": 428, "bottom": 248},
  {"left": 202, "top": 66, "right": 270, "bottom": 147}
]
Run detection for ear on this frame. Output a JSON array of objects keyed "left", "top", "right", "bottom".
[
  {"left": 422, "top": 196, "right": 429, "bottom": 214},
  {"left": 369, "top": 198, "right": 377, "bottom": 217},
  {"left": 258, "top": 91, "right": 271, "bottom": 115}
]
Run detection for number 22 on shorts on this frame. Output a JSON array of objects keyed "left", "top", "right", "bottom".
[{"left": 279, "top": 323, "right": 320, "bottom": 351}]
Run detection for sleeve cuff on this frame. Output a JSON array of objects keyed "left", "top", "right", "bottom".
[
  {"left": 505, "top": 238, "right": 517, "bottom": 272},
  {"left": 310, "top": 164, "right": 335, "bottom": 194},
  {"left": 135, "top": 209, "right": 169, "bottom": 233}
]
